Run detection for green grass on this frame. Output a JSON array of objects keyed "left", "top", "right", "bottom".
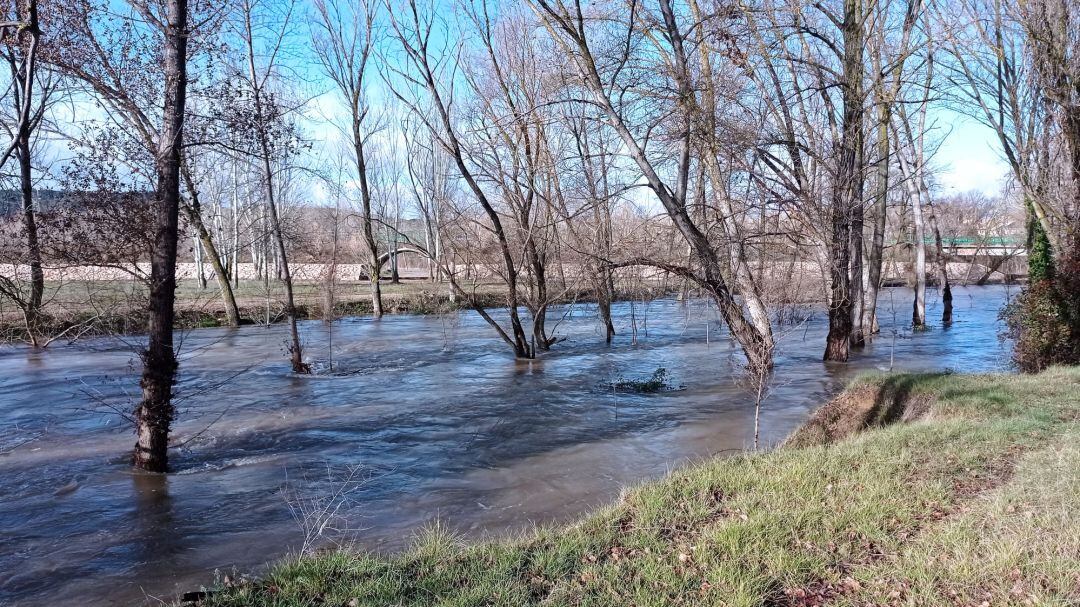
[{"left": 192, "top": 369, "right": 1080, "bottom": 607}]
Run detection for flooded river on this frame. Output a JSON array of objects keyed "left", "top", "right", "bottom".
[{"left": 0, "top": 286, "right": 1015, "bottom": 606}]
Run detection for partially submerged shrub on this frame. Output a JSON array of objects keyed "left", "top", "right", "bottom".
[{"left": 611, "top": 367, "right": 680, "bottom": 393}]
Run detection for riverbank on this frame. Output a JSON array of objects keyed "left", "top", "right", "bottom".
[
  {"left": 2, "top": 261, "right": 1026, "bottom": 343},
  {"left": 187, "top": 367, "right": 1079, "bottom": 607},
  {"left": 0, "top": 279, "right": 675, "bottom": 342}
]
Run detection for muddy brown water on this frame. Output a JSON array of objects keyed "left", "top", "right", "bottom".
[{"left": 0, "top": 286, "right": 1015, "bottom": 606}]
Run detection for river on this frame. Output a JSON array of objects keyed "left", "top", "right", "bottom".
[{"left": 0, "top": 285, "right": 1016, "bottom": 606}]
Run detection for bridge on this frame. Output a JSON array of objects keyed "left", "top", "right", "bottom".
[
  {"left": 899, "top": 236, "right": 1026, "bottom": 257},
  {"left": 898, "top": 236, "right": 1028, "bottom": 283}
]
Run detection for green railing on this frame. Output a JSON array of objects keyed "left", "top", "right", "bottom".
[{"left": 895, "top": 236, "right": 1024, "bottom": 247}]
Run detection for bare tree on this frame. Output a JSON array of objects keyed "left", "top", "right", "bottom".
[
  {"left": 894, "top": 122, "right": 929, "bottom": 327},
  {"left": 136, "top": 0, "right": 187, "bottom": 472},
  {"left": 402, "top": 113, "right": 452, "bottom": 286},
  {"left": 0, "top": 0, "right": 40, "bottom": 169},
  {"left": 940, "top": 0, "right": 1073, "bottom": 252},
  {"left": 46, "top": 0, "right": 194, "bottom": 470},
  {"left": 820, "top": 0, "right": 868, "bottom": 360},
  {"left": 179, "top": 143, "right": 242, "bottom": 326},
  {"left": 1017, "top": 0, "right": 1080, "bottom": 243},
  {"left": 50, "top": 0, "right": 239, "bottom": 332},
  {"left": 224, "top": 0, "right": 309, "bottom": 373},
  {"left": 529, "top": 0, "right": 775, "bottom": 369},
  {"left": 864, "top": 0, "right": 924, "bottom": 335},
  {"left": 384, "top": 0, "right": 536, "bottom": 358},
  {"left": 893, "top": 14, "right": 954, "bottom": 327},
  {"left": 561, "top": 103, "right": 621, "bottom": 343},
  {"left": 0, "top": 0, "right": 52, "bottom": 346},
  {"left": 311, "top": 0, "right": 385, "bottom": 317}
]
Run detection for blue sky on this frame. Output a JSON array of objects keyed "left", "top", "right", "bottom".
[{"left": 931, "top": 109, "right": 1009, "bottom": 197}]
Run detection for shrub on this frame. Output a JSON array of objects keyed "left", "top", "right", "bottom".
[
  {"left": 1003, "top": 238, "right": 1080, "bottom": 372},
  {"left": 611, "top": 367, "right": 680, "bottom": 393}
]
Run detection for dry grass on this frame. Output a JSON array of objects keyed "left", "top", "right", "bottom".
[{"left": 1, "top": 277, "right": 674, "bottom": 339}]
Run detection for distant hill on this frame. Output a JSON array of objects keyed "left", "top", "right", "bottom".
[{"left": 0, "top": 190, "right": 77, "bottom": 217}]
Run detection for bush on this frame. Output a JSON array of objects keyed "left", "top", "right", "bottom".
[
  {"left": 1003, "top": 242, "right": 1080, "bottom": 372},
  {"left": 611, "top": 367, "right": 681, "bottom": 393}
]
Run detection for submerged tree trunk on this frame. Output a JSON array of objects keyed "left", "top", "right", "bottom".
[
  {"left": 901, "top": 155, "right": 927, "bottom": 328},
  {"left": 691, "top": 0, "right": 775, "bottom": 350},
  {"left": 866, "top": 101, "right": 889, "bottom": 336},
  {"left": 524, "top": 228, "right": 556, "bottom": 352},
  {"left": 824, "top": 0, "right": 865, "bottom": 362},
  {"left": 532, "top": 0, "right": 773, "bottom": 369},
  {"left": 850, "top": 158, "right": 866, "bottom": 347},
  {"left": 910, "top": 196, "right": 927, "bottom": 328},
  {"left": 387, "top": 6, "right": 533, "bottom": 358},
  {"left": 134, "top": 0, "right": 187, "bottom": 473},
  {"left": 240, "top": 0, "right": 307, "bottom": 373},
  {"left": 260, "top": 153, "right": 306, "bottom": 373},
  {"left": 598, "top": 266, "right": 616, "bottom": 344},
  {"left": 895, "top": 108, "right": 934, "bottom": 329},
  {"left": 825, "top": 215, "right": 855, "bottom": 361},
  {"left": 926, "top": 201, "right": 952, "bottom": 324}
]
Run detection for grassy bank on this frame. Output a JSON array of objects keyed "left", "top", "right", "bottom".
[
  {"left": 1, "top": 279, "right": 672, "bottom": 341},
  {"left": 189, "top": 368, "right": 1080, "bottom": 607}
]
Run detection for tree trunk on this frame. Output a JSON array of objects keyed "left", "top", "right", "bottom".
[
  {"left": 7, "top": 17, "right": 44, "bottom": 347},
  {"left": 525, "top": 233, "right": 555, "bottom": 351},
  {"left": 193, "top": 234, "right": 206, "bottom": 288},
  {"left": 251, "top": 211, "right": 263, "bottom": 281},
  {"left": 134, "top": 0, "right": 187, "bottom": 473},
  {"left": 825, "top": 216, "right": 854, "bottom": 361},
  {"left": 909, "top": 178, "right": 927, "bottom": 328},
  {"left": 598, "top": 267, "right": 616, "bottom": 344},
  {"left": 824, "top": 0, "right": 865, "bottom": 362},
  {"left": 18, "top": 131, "right": 43, "bottom": 346},
  {"left": 181, "top": 165, "right": 240, "bottom": 326},
  {"left": 894, "top": 121, "right": 929, "bottom": 328},
  {"left": 926, "top": 201, "right": 952, "bottom": 324},
  {"left": 231, "top": 178, "right": 241, "bottom": 287},
  {"left": 599, "top": 206, "right": 616, "bottom": 344},
  {"left": 850, "top": 159, "right": 866, "bottom": 346},
  {"left": 260, "top": 154, "right": 307, "bottom": 373},
  {"left": 370, "top": 278, "right": 382, "bottom": 316},
  {"left": 351, "top": 117, "right": 383, "bottom": 318},
  {"left": 1067, "top": 111, "right": 1080, "bottom": 238},
  {"left": 866, "top": 100, "right": 889, "bottom": 336},
  {"left": 690, "top": 0, "right": 775, "bottom": 350}
]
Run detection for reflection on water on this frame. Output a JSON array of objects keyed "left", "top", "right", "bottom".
[{"left": 0, "top": 286, "right": 1016, "bottom": 606}]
